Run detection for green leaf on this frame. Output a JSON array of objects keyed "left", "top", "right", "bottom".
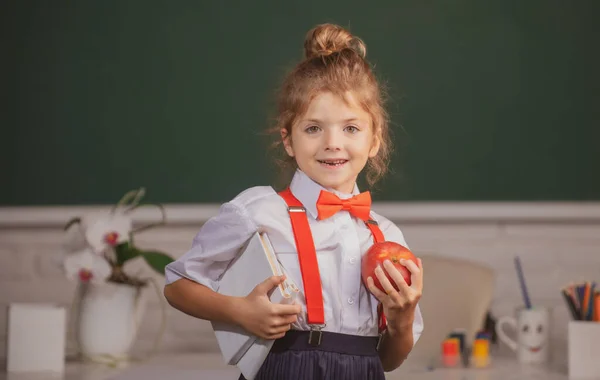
[
  {"left": 140, "top": 250, "right": 174, "bottom": 275},
  {"left": 115, "top": 242, "right": 139, "bottom": 265}
]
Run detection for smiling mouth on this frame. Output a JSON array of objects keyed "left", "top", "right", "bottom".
[
  {"left": 528, "top": 345, "right": 543, "bottom": 353},
  {"left": 318, "top": 159, "right": 348, "bottom": 167}
]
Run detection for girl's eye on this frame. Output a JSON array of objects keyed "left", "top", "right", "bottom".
[
  {"left": 345, "top": 125, "right": 359, "bottom": 133},
  {"left": 305, "top": 125, "right": 320, "bottom": 133}
]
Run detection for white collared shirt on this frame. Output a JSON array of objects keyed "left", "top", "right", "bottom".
[{"left": 165, "top": 170, "right": 423, "bottom": 342}]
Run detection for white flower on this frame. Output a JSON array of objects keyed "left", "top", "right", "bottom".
[
  {"left": 82, "top": 210, "right": 132, "bottom": 254},
  {"left": 63, "top": 248, "right": 112, "bottom": 284},
  {"left": 63, "top": 221, "right": 88, "bottom": 252}
]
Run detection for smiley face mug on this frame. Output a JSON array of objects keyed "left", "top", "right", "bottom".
[{"left": 496, "top": 306, "right": 551, "bottom": 365}]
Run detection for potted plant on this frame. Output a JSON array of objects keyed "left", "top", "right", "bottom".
[{"left": 62, "top": 188, "right": 174, "bottom": 365}]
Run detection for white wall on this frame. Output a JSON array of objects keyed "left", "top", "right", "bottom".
[{"left": 1, "top": 202, "right": 599, "bottom": 365}]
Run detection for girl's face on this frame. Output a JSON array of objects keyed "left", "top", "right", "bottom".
[{"left": 281, "top": 91, "right": 380, "bottom": 194}]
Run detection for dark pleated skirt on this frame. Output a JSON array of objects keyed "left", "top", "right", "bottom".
[{"left": 238, "top": 330, "right": 385, "bottom": 380}]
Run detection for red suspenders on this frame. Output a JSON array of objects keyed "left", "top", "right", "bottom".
[
  {"left": 278, "top": 188, "right": 325, "bottom": 326},
  {"left": 278, "top": 188, "right": 387, "bottom": 346}
]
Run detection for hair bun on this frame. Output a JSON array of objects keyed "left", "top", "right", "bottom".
[{"left": 303, "top": 23, "right": 366, "bottom": 60}]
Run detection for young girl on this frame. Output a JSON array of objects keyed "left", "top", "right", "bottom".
[{"left": 164, "top": 23, "right": 424, "bottom": 380}]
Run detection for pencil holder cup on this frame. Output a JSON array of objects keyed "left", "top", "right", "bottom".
[
  {"left": 568, "top": 321, "right": 600, "bottom": 379},
  {"left": 496, "top": 306, "right": 551, "bottom": 365}
]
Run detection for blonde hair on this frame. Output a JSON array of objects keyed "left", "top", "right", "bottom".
[{"left": 268, "top": 23, "right": 392, "bottom": 188}]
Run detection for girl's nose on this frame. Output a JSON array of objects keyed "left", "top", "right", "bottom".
[{"left": 324, "top": 129, "right": 342, "bottom": 151}]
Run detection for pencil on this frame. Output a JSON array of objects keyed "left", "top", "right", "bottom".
[
  {"left": 586, "top": 283, "right": 596, "bottom": 321},
  {"left": 582, "top": 282, "right": 591, "bottom": 320},
  {"left": 594, "top": 292, "right": 600, "bottom": 322},
  {"left": 562, "top": 288, "right": 581, "bottom": 320}
]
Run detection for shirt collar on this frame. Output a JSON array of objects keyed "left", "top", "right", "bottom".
[{"left": 288, "top": 169, "right": 360, "bottom": 220}]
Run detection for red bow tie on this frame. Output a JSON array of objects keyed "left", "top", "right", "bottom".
[{"left": 316, "top": 190, "right": 372, "bottom": 221}]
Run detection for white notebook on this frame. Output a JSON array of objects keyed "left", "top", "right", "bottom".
[{"left": 211, "top": 232, "right": 299, "bottom": 379}]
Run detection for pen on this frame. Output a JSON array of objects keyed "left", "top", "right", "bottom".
[{"left": 514, "top": 256, "right": 532, "bottom": 309}]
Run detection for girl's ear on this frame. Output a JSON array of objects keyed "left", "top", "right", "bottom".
[
  {"left": 281, "top": 128, "right": 295, "bottom": 157},
  {"left": 368, "top": 132, "right": 381, "bottom": 158}
]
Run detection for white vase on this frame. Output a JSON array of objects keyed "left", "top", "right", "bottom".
[{"left": 74, "top": 281, "right": 146, "bottom": 363}]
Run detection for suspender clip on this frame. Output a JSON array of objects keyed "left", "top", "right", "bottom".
[
  {"left": 376, "top": 330, "right": 384, "bottom": 351},
  {"left": 308, "top": 324, "right": 325, "bottom": 346},
  {"left": 288, "top": 205, "right": 306, "bottom": 213}
]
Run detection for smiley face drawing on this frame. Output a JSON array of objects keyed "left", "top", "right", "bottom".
[
  {"left": 496, "top": 307, "right": 550, "bottom": 364},
  {"left": 516, "top": 308, "right": 550, "bottom": 363},
  {"left": 521, "top": 321, "right": 546, "bottom": 353}
]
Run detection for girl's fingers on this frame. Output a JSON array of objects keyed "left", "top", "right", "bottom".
[
  {"left": 274, "top": 303, "right": 303, "bottom": 316},
  {"left": 271, "top": 323, "right": 292, "bottom": 334},
  {"left": 382, "top": 260, "right": 411, "bottom": 296},
  {"left": 374, "top": 264, "right": 401, "bottom": 299},
  {"left": 366, "top": 276, "right": 387, "bottom": 302},
  {"left": 265, "top": 330, "right": 287, "bottom": 340},
  {"left": 273, "top": 314, "right": 298, "bottom": 327},
  {"left": 271, "top": 331, "right": 286, "bottom": 340},
  {"left": 401, "top": 259, "right": 423, "bottom": 291}
]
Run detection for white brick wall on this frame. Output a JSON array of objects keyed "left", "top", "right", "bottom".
[{"left": 0, "top": 203, "right": 599, "bottom": 366}]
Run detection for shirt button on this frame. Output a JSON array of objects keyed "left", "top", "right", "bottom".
[
  {"left": 347, "top": 297, "right": 355, "bottom": 305},
  {"left": 349, "top": 257, "right": 357, "bottom": 264}
]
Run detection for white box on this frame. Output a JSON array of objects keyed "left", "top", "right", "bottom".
[
  {"left": 568, "top": 321, "right": 600, "bottom": 379},
  {"left": 6, "top": 303, "right": 66, "bottom": 373}
]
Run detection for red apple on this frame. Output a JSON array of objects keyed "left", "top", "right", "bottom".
[{"left": 361, "top": 241, "right": 418, "bottom": 293}]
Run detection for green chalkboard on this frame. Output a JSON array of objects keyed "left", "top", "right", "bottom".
[{"left": 2, "top": 1, "right": 599, "bottom": 205}]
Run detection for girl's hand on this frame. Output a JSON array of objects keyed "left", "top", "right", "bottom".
[
  {"left": 237, "top": 275, "right": 302, "bottom": 340},
  {"left": 367, "top": 258, "right": 423, "bottom": 333}
]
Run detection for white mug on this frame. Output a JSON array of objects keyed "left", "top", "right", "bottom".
[{"left": 496, "top": 306, "right": 551, "bottom": 365}]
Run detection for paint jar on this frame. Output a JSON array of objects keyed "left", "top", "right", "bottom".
[
  {"left": 441, "top": 338, "right": 461, "bottom": 367},
  {"left": 471, "top": 338, "right": 491, "bottom": 368}
]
